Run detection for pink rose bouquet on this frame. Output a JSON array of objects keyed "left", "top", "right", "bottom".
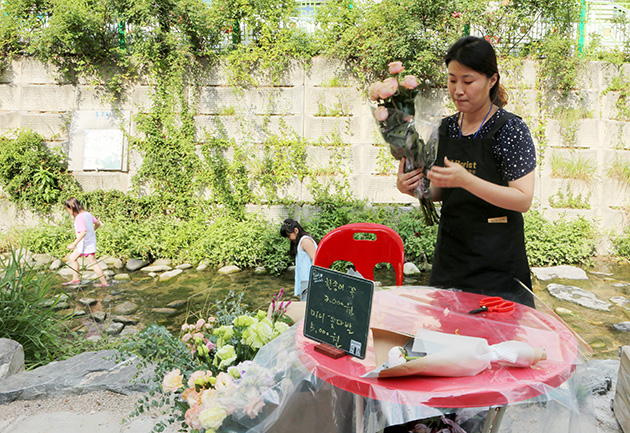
[{"left": 370, "top": 61, "right": 441, "bottom": 226}]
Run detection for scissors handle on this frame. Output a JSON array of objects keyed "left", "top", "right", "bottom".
[
  {"left": 468, "top": 305, "right": 488, "bottom": 314},
  {"left": 469, "top": 297, "right": 515, "bottom": 314}
]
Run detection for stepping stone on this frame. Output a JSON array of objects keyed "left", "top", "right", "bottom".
[{"left": 547, "top": 283, "right": 612, "bottom": 311}]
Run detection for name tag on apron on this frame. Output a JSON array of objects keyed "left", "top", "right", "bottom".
[{"left": 488, "top": 216, "right": 508, "bottom": 223}]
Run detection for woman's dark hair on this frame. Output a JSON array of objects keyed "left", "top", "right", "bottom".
[
  {"left": 280, "top": 219, "right": 313, "bottom": 258},
  {"left": 445, "top": 36, "right": 508, "bottom": 107},
  {"left": 64, "top": 197, "right": 84, "bottom": 217}
]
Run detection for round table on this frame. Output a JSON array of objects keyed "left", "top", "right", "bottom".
[{"left": 295, "top": 287, "right": 582, "bottom": 412}]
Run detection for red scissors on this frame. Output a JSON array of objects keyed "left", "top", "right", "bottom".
[{"left": 468, "top": 296, "right": 515, "bottom": 314}]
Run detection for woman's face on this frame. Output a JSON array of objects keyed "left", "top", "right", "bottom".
[
  {"left": 447, "top": 60, "right": 497, "bottom": 114},
  {"left": 287, "top": 228, "right": 298, "bottom": 242}
]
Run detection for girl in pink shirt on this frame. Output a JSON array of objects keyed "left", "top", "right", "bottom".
[{"left": 64, "top": 197, "right": 108, "bottom": 287}]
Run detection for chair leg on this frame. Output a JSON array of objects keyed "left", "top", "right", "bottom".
[{"left": 481, "top": 406, "right": 507, "bottom": 433}]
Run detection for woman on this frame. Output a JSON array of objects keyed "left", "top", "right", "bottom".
[
  {"left": 397, "top": 36, "right": 536, "bottom": 307},
  {"left": 280, "top": 219, "right": 318, "bottom": 301}
]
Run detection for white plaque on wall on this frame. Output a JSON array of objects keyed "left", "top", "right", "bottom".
[
  {"left": 68, "top": 110, "right": 130, "bottom": 172},
  {"left": 83, "top": 129, "right": 124, "bottom": 170}
]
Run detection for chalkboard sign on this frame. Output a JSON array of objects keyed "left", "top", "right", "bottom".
[{"left": 303, "top": 266, "right": 374, "bottom": 359}]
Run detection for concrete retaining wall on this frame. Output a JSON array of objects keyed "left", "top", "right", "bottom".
[{"left": 1, "top": 56, "right": 629, "bottom": 254}]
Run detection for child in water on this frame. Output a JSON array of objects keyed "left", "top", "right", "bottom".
[
  {"left": 280, "top": 219, "right": 317, "bottom": 301},
  {"left": 64, "top": 197, "right": 109, "bottom": 287}
]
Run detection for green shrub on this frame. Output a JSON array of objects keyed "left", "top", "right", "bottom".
[
  {"left": 524, "top": 209, "right": 597, "bottom": 266},
  {"left": 0, "top": 249, "right": 71, "bottom": 368},
  {"left": 20, "top": 222, "right": 74, "bottom": 259},
  {"left": 0, "top": 130, "right": 80, "bottom": 213}
]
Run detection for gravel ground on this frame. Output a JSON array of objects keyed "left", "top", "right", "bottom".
[
  {"left": 0, "top": 391, "right": 183, "bottom": 433},
  {"left": 0, "top": 391, "right": 141, "bottom": 422}
]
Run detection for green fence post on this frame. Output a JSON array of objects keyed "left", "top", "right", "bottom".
[
  {"left": 118, "top": 22, "right": 126, "bottom": 50},
  {"left": 578, "top": 0, "right": 587, "bottom": 55}
]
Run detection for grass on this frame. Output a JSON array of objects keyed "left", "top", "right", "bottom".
[
  {"left": 0, "top": 247, "right": 118, "bottom": 369},
  {"left": 608, "top": 156, "right": 630, "bottom": 187},
  {"left": 550, "top": 152, "right": 597, "bottom": 180}
]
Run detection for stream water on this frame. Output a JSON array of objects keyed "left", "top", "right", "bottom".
[{"left": 55, "top": 260, "right": 630, "bottom": 360}]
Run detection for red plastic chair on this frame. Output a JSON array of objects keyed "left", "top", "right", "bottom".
[{"left": 313, "top": 223, "right": 405, "bottom": 285}]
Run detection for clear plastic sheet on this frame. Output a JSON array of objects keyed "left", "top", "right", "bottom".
[{"left": 214, "top": 287, "right": 596, "bottom": 433}]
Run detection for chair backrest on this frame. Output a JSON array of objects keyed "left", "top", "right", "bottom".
[{"left": 313, "top": 223, "right": 405, "bottom": 285}]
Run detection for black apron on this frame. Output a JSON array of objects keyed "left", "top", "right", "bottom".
[{"left": 429, "top": 111, "right": 535, "bottom": 307}]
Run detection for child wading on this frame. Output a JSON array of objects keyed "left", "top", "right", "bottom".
[{"left": 64, "top": 197, "right": 109, "bottom": 287}]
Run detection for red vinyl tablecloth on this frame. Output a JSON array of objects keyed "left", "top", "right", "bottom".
[{"left": 296, "top": 287, "right": 582, "bottom": 408}]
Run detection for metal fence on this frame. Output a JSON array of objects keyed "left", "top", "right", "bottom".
[{"left": 218, "top": 0, "right": 629, "bottom": 53}]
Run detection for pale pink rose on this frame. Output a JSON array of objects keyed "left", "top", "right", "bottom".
[
  {"left": 378, "top": 77, "right": 398, "bottom": 99},
  {"left": 244, "top": 394, "right": 265, "bottom": 418},
  {"left": 185, "top": 403, "right": 204, "bottom": 430},
  {"left": 206, "top": 340, "right": 216, "bottom": 352},
  {"left": 195, "top": 318, "right": 206, "bottom": 330},
  {"left": 368, "top": 82, "right": 382, "bottom": 101},
  {"left": 388, "top": 61, "right": 404, "bottom": 74},
  {"left": 401, "top": 75, "right": 419, "bottom": 89},
  {"left": 374, "top": 106, "right": 389, "bottom": 122},
  {"left": 214, "top": 372, "right": 233, "bottom": 390},
  {"left": 200, "top": 387, "right": 218, "bottom": 406},
  {"left": 182, "top": 333, "right": 192, "bottom": 343},
  {"left": 188, "top": 370, "right": 213, "bottom": 388},
  {"left": 162, "top": 369, "right": 183, "bottom": 393},
  {"left": 182, "top": 388, "right": 202, "bottom": 406}
]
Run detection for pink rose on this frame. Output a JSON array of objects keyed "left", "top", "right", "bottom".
[
  {"left": 368, "top": 82, "right": 382, "bottom": 101},
  {"left": 244, "top": 393, "right": 265, "bottom": 418},
  {"left": 401, "top": 75, "right": 419, "bottom": 89},
  {"left": 378, "top": 77, "right": 398, "bottom": 99},
  {"left": 374, "top": 106, "right": 389, "bottom": 122},
  {"left": 188, "top": 370, "right": 213, "bottom": 388},
  {"left": 182, "top": 388, "right": 202, "bottom": 406},
  {"left": 388, "top": 61, "right": 404, "bottom": 74},
  {"left": 185, "top": 403, "right": 204, "bottom": 430},
  {"left": 162, "top": 369, "right": 183, "bottom": 393}
]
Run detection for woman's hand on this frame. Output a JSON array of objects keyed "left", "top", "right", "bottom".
[
  {"left": 67, "top": 242, "right": 76, "bottom": 250},
  {"left": 397, "top": 158, "right": 423, "bottom": 197},
  {"left": 426, "top": 157, "right": 472, "bottom": 189}
]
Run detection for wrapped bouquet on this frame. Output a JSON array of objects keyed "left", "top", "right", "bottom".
[{"left": 370, "top": 62, "right": 441, "bottom": 226}]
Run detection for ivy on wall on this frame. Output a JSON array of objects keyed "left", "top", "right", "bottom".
[{"left": 0, "top": 0, "right": 627, "bottom": 223}]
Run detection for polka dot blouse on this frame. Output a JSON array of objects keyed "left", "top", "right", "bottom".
[{"left": 444, "top": 107, "right": 537, "bottom": 182}]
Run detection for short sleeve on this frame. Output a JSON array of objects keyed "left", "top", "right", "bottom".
[
  {"left": 75, "top": 214, "right": 87, "bottom": 233},
  {"left": 494, "top": 117, "right": 537, "bottom": 181}
]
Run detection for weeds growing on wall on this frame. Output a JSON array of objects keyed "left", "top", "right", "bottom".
[
  {"left": 548, "top": 186, "right": 591, "bottom": 209},
  {"left": 0, "top": 0, "right": 623, "bottom": 266},
  {"left": 613, "top": 225, "right": 630, "bottom": 260},
  {"left": 550, "top": 152, "right": 597, "bottom": 180},
  {"left": 603, "top": 74, "right": 630, "bottom": 121}
]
